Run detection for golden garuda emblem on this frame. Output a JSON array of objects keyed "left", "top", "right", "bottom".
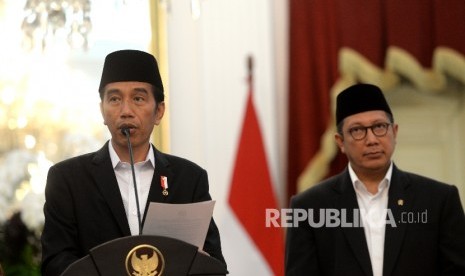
[{"left": 125, "top": 244, "right": 165, "bottom": 276}]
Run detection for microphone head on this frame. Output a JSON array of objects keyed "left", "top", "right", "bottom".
[{"left": 121, "top": 127, "right": 130, "bottom": 136}]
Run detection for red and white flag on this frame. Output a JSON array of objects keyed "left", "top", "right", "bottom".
[{"left": 228, "top": 57, "right": 284, "bottom": 276}]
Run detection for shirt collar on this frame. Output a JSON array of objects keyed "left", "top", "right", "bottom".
[
  {"left": 108, "top": 140, "right": 155, "bottom": 169},
  {"left": 348, "top": 162, "right": 393, "bottom": 193}
]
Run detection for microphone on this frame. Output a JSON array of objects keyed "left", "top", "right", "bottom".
[{"left": 121, "top": 127, "right": 142, "bottom": 235}]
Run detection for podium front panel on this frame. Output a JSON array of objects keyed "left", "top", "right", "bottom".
[{"left": 61, "top": 235, "right": 227, "bottom": 276}]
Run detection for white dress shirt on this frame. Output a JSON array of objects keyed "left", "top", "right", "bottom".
[
  {"left": 349, "top": 163, "right": 392, "bottom": 276},
  {"left": 109, "top": 141, "right": 155, "bottom": 235}
]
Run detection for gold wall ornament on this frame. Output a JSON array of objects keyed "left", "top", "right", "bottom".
[
  {"left": 125, "top": 244, "right": 165, "bottom": 276},
  {"left": 149, "top": 0, "right": 170, "bottom": 152}
]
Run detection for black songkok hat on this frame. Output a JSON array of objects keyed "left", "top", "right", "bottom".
[
  {"left": 336, "top": 83, "right": 392, "bottom": 125},
  {"left": 98, "top": 49, "right": 164, "bottom": 93}
]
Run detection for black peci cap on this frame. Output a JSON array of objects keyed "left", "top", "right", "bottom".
[
  {"left": 98, "top": 49, "right": 164, "bottom": 93},
  {"left": 336, "top": 83, "right": 392, "bottom": 125}
]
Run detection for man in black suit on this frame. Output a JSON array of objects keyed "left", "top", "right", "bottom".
[
  {"left": 41, "top": 50, "right": 226, "bottom": 275},
  {"left": 285, "top": 84, "right": 465, "bottom": 275}
]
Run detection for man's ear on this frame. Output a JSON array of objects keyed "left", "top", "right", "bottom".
[
  {"left": 154, "top": 102, "right": 165, "bottom": 125},
  {"left": 100, "top": 101, "right": 107, "bottom": 125},
  {"left": 335, "top": 133, "right": 346, "bottom": 154}
]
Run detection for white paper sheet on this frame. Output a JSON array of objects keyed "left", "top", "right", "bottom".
[{"left": 142, "top": 200, "right": 215, "bottom": 249}]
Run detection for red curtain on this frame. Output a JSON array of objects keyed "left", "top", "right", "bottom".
[
  {"left": 287, "top": 0, "right": 465, "bottom": 200},
  {"left": 287, "top": 0, "right": 340, "bottom": 200}
]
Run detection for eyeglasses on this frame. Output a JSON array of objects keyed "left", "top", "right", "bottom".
[{"left": 346, "top": 122, "right": 391, "bottom": 140}]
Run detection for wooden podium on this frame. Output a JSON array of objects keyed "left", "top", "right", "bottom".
[{"left": 61, "top": 235, "right": 228, "bottom": 276}]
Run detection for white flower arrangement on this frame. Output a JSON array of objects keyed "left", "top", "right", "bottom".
[
  {"left": 0, "top": 132, "right": 101, "bottom": 274},
  {"left": 0, "top": 149, "right": 50, "bottom": 232}
]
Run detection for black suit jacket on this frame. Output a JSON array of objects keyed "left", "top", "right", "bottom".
[
  {"left": 285, "top": 165, "right": 465, "bottom": 276},
  {"left": 41, "top": 142, "right": 226, "bottom": 276}
]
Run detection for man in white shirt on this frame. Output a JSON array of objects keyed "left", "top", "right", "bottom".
[
  {"left": 285, "top": 83, "right": 465, "bottom": 276},
  {"left": 41, "top": 50, "right": 226, "bottom": 275}
]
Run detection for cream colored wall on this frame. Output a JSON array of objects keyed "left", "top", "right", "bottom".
[{"left": 388, "top": 84, "right": 465, "bottom": 206}]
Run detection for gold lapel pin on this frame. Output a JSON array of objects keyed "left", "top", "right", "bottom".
[{"left": 397, "top": 199, "right": 404, "bottom": 206}]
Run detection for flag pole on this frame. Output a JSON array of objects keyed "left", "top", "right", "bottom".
[{"left": 247, "top": 55, "right": 253, "bottom": 92}]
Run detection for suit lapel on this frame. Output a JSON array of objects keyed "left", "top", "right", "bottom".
[
  {"left": 142, "top": 148, "right": 174, "bottom": 225},
  {"left": 335, "top": 171, "right": 373, "bottom": 276},
  {"left": 90, "top": 142, "right": 131, "bottom": 236},
  {"left": 383, "top": 166, "right": 412, "bottom": 276}
]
